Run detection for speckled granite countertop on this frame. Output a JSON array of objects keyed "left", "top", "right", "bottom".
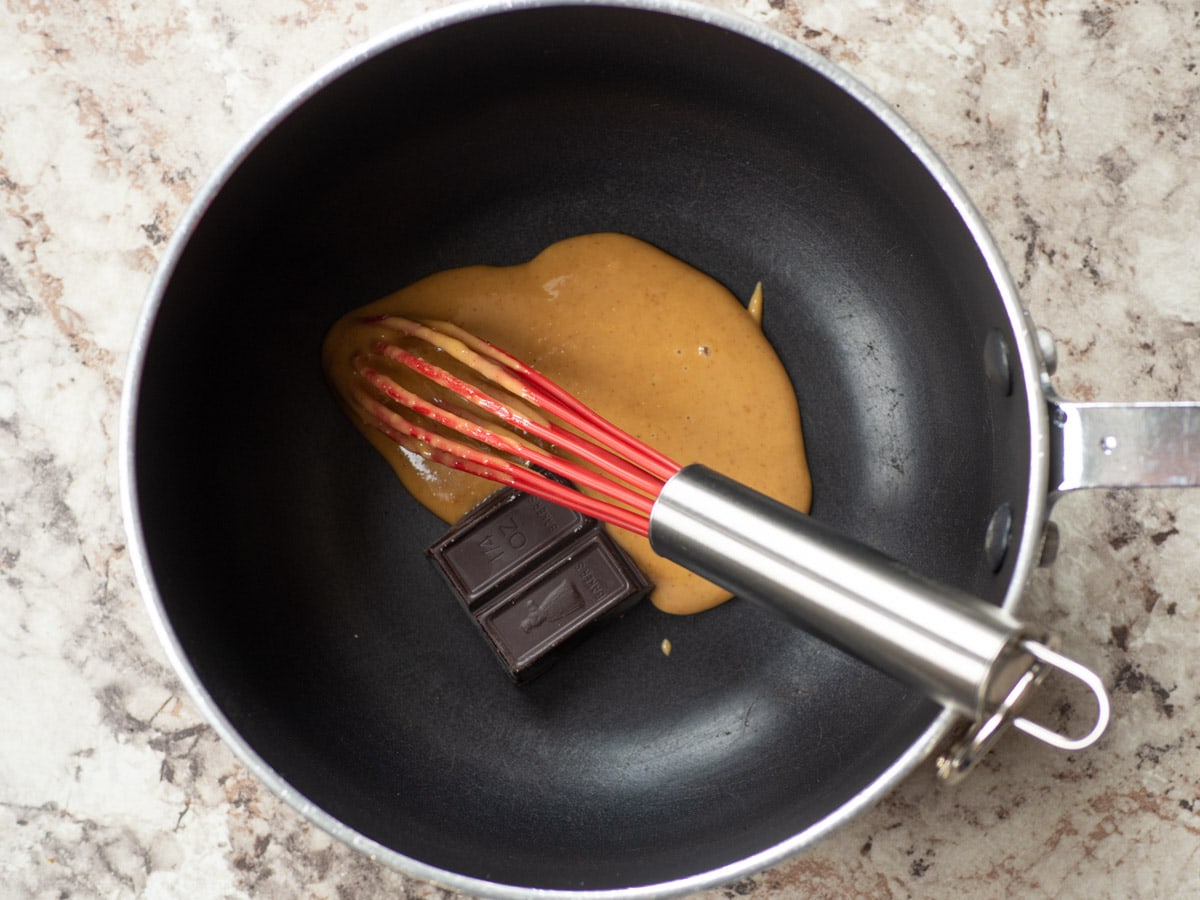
[{"left": 4, "top": 1, "right": 1199, "bottom": 897}]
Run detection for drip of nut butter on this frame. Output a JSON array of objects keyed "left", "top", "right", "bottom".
[{"left": 322, "top": 232, "right": 811, "bottom": 615}]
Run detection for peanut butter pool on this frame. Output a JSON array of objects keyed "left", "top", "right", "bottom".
[{"left": 323, "top": 232, "right": 811, "bottom": 614}]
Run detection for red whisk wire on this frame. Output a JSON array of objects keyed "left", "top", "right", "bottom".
[
  {"left": 362, "top": 396, "right": 654, "bottom": 536},
  {"left": 356, "top": 361, "right": 657, "bottom": 519},
  {"left": 352, "top": 316, "right": 682, "bottom": 536},
  {"left": 374, "top": 343, "right": 665, "bottom": 498}
]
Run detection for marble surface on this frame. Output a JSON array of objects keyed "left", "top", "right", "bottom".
[{"left": 3, "top": 0, "right": 1199, "bottom": 896}]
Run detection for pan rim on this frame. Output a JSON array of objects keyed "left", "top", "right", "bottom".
[{"left": 117, "top": 0, "right": 1050, "bottom": 896}]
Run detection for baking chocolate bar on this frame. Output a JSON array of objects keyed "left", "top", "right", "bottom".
[
  {"left": 429, "top": 488, "right": 589, "bottom": 607},
  {"left": 428, "top": 489, "right": 651, "bottom": 681}
]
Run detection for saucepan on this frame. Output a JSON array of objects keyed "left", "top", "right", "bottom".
[{"left": 119, "top": 1, "right": 1200, "bottom": 895}]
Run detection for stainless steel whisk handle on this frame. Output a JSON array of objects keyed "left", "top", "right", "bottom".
[{"left": 648, "top": 464, "right": 1110, "bottom": 780}]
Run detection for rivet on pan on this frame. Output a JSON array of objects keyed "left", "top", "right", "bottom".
[
  {"left": 984, "top": 503, "right": 1013, "bottom": 573},
  {"left": 1036, "top": 326, "right": 1058, "bottom": 376},
  {"left": 983, "top": 330, "right": 1013, "bottom": 397},
  {"left": 1038, "top": 520, "right": 1061, "bottom": 568}
]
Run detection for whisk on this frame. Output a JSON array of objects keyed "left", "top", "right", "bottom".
[{"left": 348, "top": 315, "right": 1110, "bottom": 781}]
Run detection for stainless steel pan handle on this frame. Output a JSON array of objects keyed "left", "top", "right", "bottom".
[{"left": 1051, "top": 399, "right": 1200, "bottom": 492}]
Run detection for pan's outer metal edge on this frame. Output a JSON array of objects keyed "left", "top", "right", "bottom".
[{"left": 117, "top": 0, "right": 1049, "bottom": 897}]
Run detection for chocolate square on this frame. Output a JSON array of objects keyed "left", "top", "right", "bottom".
[{"left": 428, "top": 488, "right": 651, "bottom": 681}]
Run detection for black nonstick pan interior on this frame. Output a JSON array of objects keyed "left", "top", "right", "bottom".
[{"left": 130, "top": 4, "right": 1037, "bottom": 892}]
